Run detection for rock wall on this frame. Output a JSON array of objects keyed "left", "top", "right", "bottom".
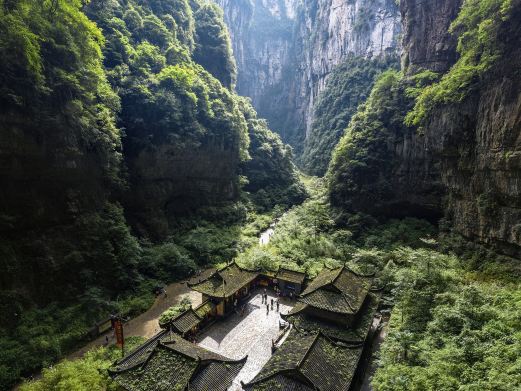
[
  {"left": 400, "top": 0, "right": 461, "bottom": 74},
  {"left": 400, "top": 0, "right": 521, "bottom": 256},
  {"left": 215, "top": 0, "right": 401, "bottom": 152},
  {"left": 124, "top": 142, "right": 239, "bottom": 239}
]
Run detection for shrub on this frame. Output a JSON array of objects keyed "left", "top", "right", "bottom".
[{"left": 159, "top": 297, "right": 192, "bottom": 328}]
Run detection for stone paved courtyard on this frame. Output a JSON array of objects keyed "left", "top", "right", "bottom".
[{"left": 197, "top": 289, "right": 294, "bottom": 390}]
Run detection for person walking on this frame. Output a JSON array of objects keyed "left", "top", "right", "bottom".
[
  {"left": 266, "top": 304, "right": 269, "bottom": 315},
  {"left": 271, "top": 298, "right": 274, "bottom": 309},
  {"left": 276, "top": 300, "right": 280, "bottom": 312}
]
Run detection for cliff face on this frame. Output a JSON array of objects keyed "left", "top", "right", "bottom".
[
  {"left": 400, "top": 0, "right": 461, "bottom": 74},
  {"left": 124, "top": 142, "right": 240, "bottom": 239},
  {"left": 401, "top": 0, "right": 521, "bottom": 256},
  {"left": 330, "top": 0, "right": 521, "bottom": 257},
  {"left": 215, "top": 0, "right": 401, "bottom": 151}
]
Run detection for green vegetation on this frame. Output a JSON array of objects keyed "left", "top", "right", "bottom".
[
  {"left": 12, "top": 177, "right": 521, "bottom": 391},
  {"left": 19, "top": 337, "right": 145, "bottom": 391},
  {"left": 239, "top": 98, "right": 307, "bottom": 211},
  {"left": 327, "top": 70, "right": 412, "bottom": 215},
  {"left": 301, "top": 57, "right": 399, "bottom": 176},
  {"left": 0, "top": 0, "right": 304, "bottom": 388},
  {"left": 87, "top": 0, "right": 249, "bottom": 160},
  {"left": 192, "top": 2, "right": 237, "bottom": 88},
  {"left": 372, "top": 246, "right": 521, "bottom": 390},
  {"left": 254, "top": 179, "right": 521, "bottom": 390},
  {"left": 159, "top": 297, "right": 192, "bottom": 327},
  {"left": 405, "top": 0, "right": 515, "bottom": 128}
]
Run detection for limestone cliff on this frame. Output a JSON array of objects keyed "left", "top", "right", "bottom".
[
  {"left": 422, "top": 5, "right": 521, "bottom": 257},
  {"left": 330, "top": 0, "right": 521, "bottom": 257},
  {"left": 399, "top": 0, "right": 521, "bottom": 256},
  {"left": 215, "top": 0, "right": 401, "bottom": 152}
]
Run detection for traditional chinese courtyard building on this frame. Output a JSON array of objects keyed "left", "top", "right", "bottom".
[
  {"left": 110, "top": 332, "right": 246, "bottom": 391},
  {"left": 243, "top": 330, "right": 363, "bottom": 391},
  {"left": 282, "top": 266, "right": 378, "bottom": 344},
  {"left": 275, "top": 267, "right": 306, "bottom": 295},
  {"left": 111, "top": 263, "right": 379, "bottom": 390},
  {"left": 168, "top": 300, "right": 216, "bottom": 338},
  {"left": 188, "top": 262, "right": 258, "bottom": 316}
]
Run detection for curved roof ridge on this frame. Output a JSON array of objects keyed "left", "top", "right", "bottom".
[
  {"left": 187, "top": 269, "right": 219, "bottom": 287},
  {"left": 342, "top": 263, "right": 376, "bottom": 278},
  {"left": 158, "top": 340, "right": 200, "bottom": 361},
  {"left": 301, "top": 266, "right": 344, "bottom": 296},
  {"left": 331, "top": 265, "right": 345, "bottom": 284}
]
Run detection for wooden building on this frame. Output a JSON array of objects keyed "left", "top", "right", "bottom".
[
  {"left": 243, "top": 330, "right": 363, "bottom": 391},
  {"left": 110, "top": 332, "right": 246, "bottom": 391},
  {"left": 275, "top": 267, "right": 306, "bottom": 296},
  {"left": 168, "top": 300, "right": 216, "bottom": 338},
  {"left": 296, "top": 266, "right": 372, "bottom": 326},
  {"left": 282, "top": 266, "right": 378, "bottom": 344},
  {"left": 187, "top": 262, "right": 258, "bottom": 317}
]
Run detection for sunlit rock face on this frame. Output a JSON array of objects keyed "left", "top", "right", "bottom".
[{"left": 215, "top": 0, "right": 401, "bottom": 152}]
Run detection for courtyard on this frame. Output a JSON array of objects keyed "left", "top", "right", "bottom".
[{"left": 196, "top": 289, "right": 294, "bottom": 390}]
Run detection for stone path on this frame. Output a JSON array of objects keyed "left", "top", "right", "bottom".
[
  {"left": 67, "top": 281, "right": 202, "bottom": 360},
  {"left": 197, "top": 290, "right": 294, "bottom": 390}
]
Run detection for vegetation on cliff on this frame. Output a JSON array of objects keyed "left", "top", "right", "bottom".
[
  {"left": 0, "top": 0, "right": 304, "bottom": 388},
  {"left": 405, "top": 0, "right": 516, "bottom": 128},
  {"left": 239, "top": 98, "right": 307, "bottom": 211},
  {"left": 301, "top": 57, "right": 399, "bottom": 176},
  {"left": 0, "top": 0, "right": 131, "bottom": 300},
  {"left": 327, "top": 70, "right": 413, "bottom": 217}
]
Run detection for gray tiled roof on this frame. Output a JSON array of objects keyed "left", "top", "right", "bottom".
[
  {"left": 283, "top": 293, "right": 379, "bottom": 343},
  {"left": 190, "top": 361, "right": 244, "bottom": 391},
  {"left": 277, "top": 268, "right": 306, "bottom": 285},
  {"left": 300, "top": 266, "right": 372, "bottom": 315},
  {"left": 111, "top": 334, "right": 246, "bottom": 391},
  {"left": 245, "top": 330, "right": 363, "bottom": 391},
  {"left": 188, "top": 262, "right": 258, "bottom": 298},
  {"left": 171, "top": 308, "right": 201, "bottom": 334}
]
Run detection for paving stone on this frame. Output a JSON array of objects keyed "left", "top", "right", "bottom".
[{"left": 197, "top": 289, "right": 294, "bottom": 390}]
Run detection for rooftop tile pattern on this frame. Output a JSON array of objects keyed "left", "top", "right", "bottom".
[
  {"left": 188, "top": 263, "right": 258, "bottom": 298},
  {"left": 111, "top": 334, "right": 245, "bottom": 391},
  {"left": 300, "top": 266, "right": 372, "bottom": 315},
  {"left": 276, "top": 268, "right": 306, "bottom": 285},
  {"left": 245, "top": 330, "right": 363, "bottom": 391},
  {"left": 171, "top": 308, "right": 201, "bottom": 334},
  {"left": 283, "top": 293, "right": 379, "bottom": 343},
  {"left": 112, "top": 344, "right": 198, "bottom": 391},
  {"left": 190, "top": 361, "right": 246, "bottom": 391}
]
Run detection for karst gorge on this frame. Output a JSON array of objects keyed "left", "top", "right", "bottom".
[{"left": 0, "top": 0, "right": 520, "bottom": 390}]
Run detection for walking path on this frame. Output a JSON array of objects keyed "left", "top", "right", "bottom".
[{"left": 67, "top": 280, "right": 202, "bottom": 360}]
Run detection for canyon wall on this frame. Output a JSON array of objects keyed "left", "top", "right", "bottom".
[
  {"left": 400, "top": 0, "right": 521, "bottom": 256},
  {"left": 215, "top": 0, "right": 401, "bottom": 152},
  {"left": 330, "top": 0, "right": 521, "bottom": 257}
]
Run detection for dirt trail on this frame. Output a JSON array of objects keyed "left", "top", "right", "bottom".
[{"left": 68, "top": 281, "right": 202, "bottom": 360}]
